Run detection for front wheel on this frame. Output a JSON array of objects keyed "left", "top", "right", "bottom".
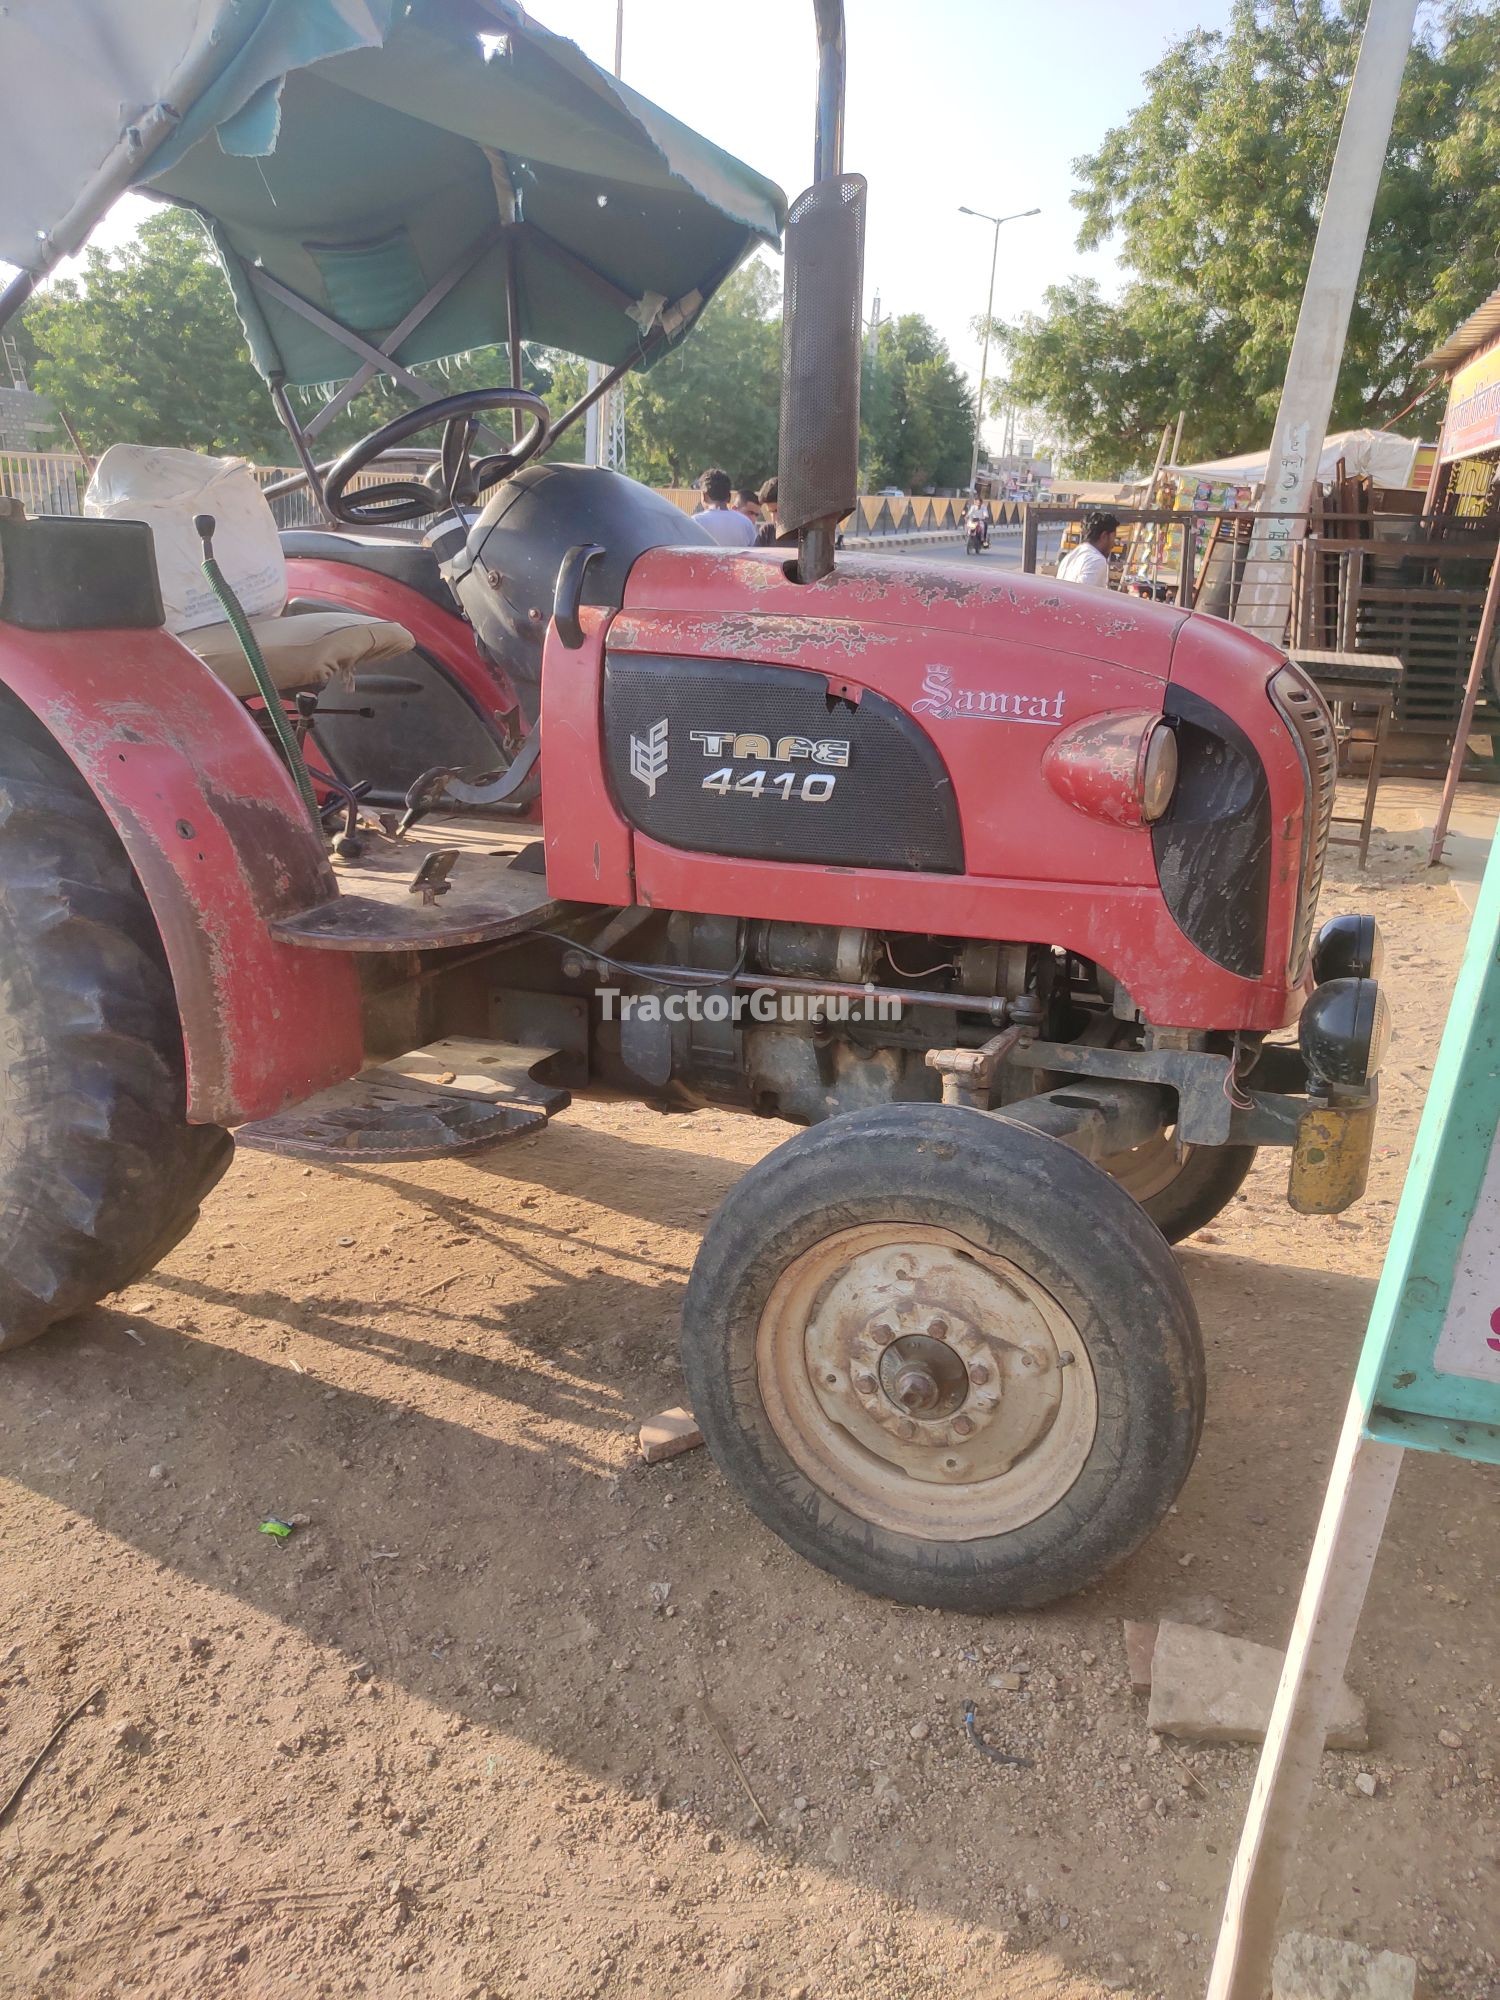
[{"left": 681, "top": 1103, "right": 1204, "bottom": 1611}]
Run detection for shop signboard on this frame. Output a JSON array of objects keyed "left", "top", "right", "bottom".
[{"left": 1438, "top": 336, "right": 1500, "bottom": 464}]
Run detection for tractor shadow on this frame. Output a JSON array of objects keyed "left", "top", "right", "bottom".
[{"left": 2, "top": 1142, "right": 1494, "bottom": 1982}]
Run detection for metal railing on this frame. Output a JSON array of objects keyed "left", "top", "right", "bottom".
[
  {"left": 0, "top": 450, "right": 87, "bottom": 515},
  {"left": 1, "top": 449, "right": 979, "bottom": 540}
]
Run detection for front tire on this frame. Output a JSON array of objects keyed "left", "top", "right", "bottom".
[
  {"left": 0, "top": 698, "right": 233, "bottom": 1353},
  {"left": 681, "top": 1103, "right": 1204, "bottom": 1612}
]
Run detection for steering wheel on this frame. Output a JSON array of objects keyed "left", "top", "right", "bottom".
[{"left": 323, "top": 387, "right": 552, "bottom": 527}]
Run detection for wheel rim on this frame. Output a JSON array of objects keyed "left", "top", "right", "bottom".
[
  {"left": 755, "top": 1223, "right": 1099, "bottom": 1543},
  {"left": 1101, "top": 1131, "right": 1190, "bottom": 1203}
]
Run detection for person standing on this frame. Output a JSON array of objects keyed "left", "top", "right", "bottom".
[
  {"left": 693, "top": 466, "right": 757, "bottom": 546},
  {"left": 1056, "top": 510, "right": 1118, "bottom": 589},
  {"left": 754, "top": 477, "right": 780, "bottom": 546}
]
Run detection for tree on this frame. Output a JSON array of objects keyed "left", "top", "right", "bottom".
[
  {"left": 996, "top": 0, "right": 1500, "bottom": 476},
  {"left": 617, "top": 260, "right": 782, "bottom": 488},
  {"left": 24, "top": 207, "right": 593, "bottom": 464},
  {"left": 25, "top": 208, "right": 291, "bottom": 459},
  {"left": 862, "top": 315, "right": 973, "bottom": 491}
]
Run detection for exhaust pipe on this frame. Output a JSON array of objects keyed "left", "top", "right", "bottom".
[
  {"left": 777, "top": 0, "right": 866, "bottom": 585},
  {"left": 813, "top": 0, "right": 846, "bottom": 183}
]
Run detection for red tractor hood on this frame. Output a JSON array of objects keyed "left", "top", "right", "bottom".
[{"left": 622, "top": 546, "right": 1188, "bottom": 682}]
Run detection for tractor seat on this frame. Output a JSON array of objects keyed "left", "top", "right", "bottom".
[
  {"left": 279, "top": 529, "right": 458, "bottom": 615},
  {"left": 186, "top": 609, "right": 416, "bottom": 699}
]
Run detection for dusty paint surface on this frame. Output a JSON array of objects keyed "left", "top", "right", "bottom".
[
  {"left": 625, "top": 548, "right": 1178, "bottom": 676},
  {"left": 0, "top": 622, "right": 362, "bottom": 1123}
]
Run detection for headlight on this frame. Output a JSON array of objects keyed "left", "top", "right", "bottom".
[
  {"left": 1299, "top": 976, "right": 1391, "bottom": 1089},
  {"left": 1041, "top": 711, "right": 1178, "bottom": 828},
  {"left": 1139, "top": 722, "right": 1178, "bottom": 822},
  {"left": 1312, "top": 913, "right": 1383, "bottom": 983}
]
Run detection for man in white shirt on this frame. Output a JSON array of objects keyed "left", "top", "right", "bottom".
[
  {"left": 693, "top": 466, "right": 758, "bottom": 547},
  {"left": 1056, "top": 511, "right": 1118, "bottom": 589}
]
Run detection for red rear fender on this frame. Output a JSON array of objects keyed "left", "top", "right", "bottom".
[{"left": 0, "top": 622, "right": 362, "bottom": 1125}]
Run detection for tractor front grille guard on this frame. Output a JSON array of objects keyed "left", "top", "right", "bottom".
[{"left": 1271, "top": 662, "right": 1337, "bottom": 980}]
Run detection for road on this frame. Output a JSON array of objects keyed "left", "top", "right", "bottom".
[{"left": 889, "top": 522, "right": 1065, "bottom": 573}]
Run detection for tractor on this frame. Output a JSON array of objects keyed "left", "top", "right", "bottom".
[{"left": 0, "top": 0, "right": 1387, "bottom": 1610}]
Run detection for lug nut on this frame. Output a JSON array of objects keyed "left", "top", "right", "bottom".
[
  {"left": 968, "top": 1362, "right": 990, "bottom": 1386},
  {"left": 893, "top": 1368, "right": 939, "bottom": 1413},
  {"left": 951, "top": 1414, "right": 974, "bottom": 1438},
  {"left": 895, "top": 1419, "right": 918, "bottom": 1441},
  {"left": 928, "top": 1317, "right": 949, "bottom": 1339},
  {"left": 853, "top": 1370, "right": 877, "bottom": 1395}
]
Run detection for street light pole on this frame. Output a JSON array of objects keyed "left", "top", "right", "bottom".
[{"left": 959, "top": 205, "right": 1040, "bottom": 491}]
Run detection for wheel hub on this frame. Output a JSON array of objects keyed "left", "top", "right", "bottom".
[
  {"left": 877, "top": 1333, "right": 969, "bottom": 1418},
  {"left": 789, "top": 1230, "right": 1091, "bottom": 1493},
  {"left": 756, "top": 1223, "right": 1098, "bottom": 1538}
]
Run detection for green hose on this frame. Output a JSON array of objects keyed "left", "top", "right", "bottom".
[{"left": 193, "top": 511, "right": 322, "bottom": 828}]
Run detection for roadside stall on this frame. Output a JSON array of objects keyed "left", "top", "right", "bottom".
[{"left": 1423, "top": 284, "right": 1500, "bottom": 851}]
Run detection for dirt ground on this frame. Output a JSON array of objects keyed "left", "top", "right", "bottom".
[{"left": 3, "top": 782, "right": 1499, "bottom": 2000}]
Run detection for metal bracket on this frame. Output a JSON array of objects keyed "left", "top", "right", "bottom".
[
  {"left": 408, "top": 849, "right": 460, "bottom": 905},
  {"left": 1005, "top": 1037, "right": 1240, "bottom": 1146},
  {"left": 925, "top": 1025, "right": 1027, "bottom": 1109}
]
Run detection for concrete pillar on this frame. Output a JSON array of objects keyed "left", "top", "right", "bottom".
[{"left": 1233, "top": 0, "right": 1419, "bottom": 642}]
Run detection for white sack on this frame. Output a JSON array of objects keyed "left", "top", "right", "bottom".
[{"left": 84, "top": 444, "right": 286, "bottom": 634}]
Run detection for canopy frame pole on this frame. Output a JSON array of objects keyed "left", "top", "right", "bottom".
[
  {"left": 541, "top": 346, "right": 654, "bottom": 454},
  {"left": 302, "top": 227, "right": 506, "bottom": 440},
  {"left": 512, "top": 221, "right": 639, "bottom": 316},
  {"left": 505, "top": 228, "right": 524, "bottom": 444},
  {"left": 247, "top": 266, "right": 512, "bottom": 458},
  {"left": 269, "top": 381, "right": 335, "bottom": 523},
  {"left": 248, "top": 268, "right": 440, "bottom": 402}
]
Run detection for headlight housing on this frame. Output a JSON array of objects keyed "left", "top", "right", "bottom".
[
  {"left": 1312, "top": 913, "right": 1383, "bottom": 983},
  {"left": 1041, "top": 710, "right": 1178, "bottom": 828},
  {"left": 1299, "top": 976, "right": 1391, "bottom": 1089}
]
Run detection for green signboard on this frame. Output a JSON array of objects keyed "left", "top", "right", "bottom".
[{"left": 1357, "top": 824, "right": 1500, "bottom": 1463}]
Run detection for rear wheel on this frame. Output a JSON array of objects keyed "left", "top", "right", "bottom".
[
  {"left": 1101, "top": 1134, "right": 1257, "bottom": 1243},
  {"left": 0, "top": 698, "right": 232, "bottom": 1353},
  {"left": 681, "top": 1102, "right": 1203, "bottom": 1611}
]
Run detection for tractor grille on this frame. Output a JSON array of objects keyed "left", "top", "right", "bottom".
[{"left": 1269, "top": 663, "right": 1336, "bottom": 979}]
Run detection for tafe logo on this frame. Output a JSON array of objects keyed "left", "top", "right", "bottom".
[{"left": 689, "top": 731, "right": 850, "bottom": 767}]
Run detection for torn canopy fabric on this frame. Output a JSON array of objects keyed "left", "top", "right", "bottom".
[{"left": 0, "top": 0, "right": 786, "bottom": 382}]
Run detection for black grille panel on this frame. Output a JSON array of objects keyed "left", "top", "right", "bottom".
[
  {"left": 1269, "top": 664, "right": 1336, "bottom": 978},
  {"left": 603, "top": 653, "right": 962, "bottom": 873}
]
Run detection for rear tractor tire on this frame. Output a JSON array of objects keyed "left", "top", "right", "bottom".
[
  {"left": 681, "top": 1102, "right": 1204, "bottom": 1612},
  {"left": 0, "top": 698, "right": 233, "bottom": 1353}
]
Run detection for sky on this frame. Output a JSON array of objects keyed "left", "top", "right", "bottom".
[
  {"left": 22, "top": 1, "right": 1240, "bottom": 452},
  {"left": 531, "top": 0, "right": 1241, "bottom": 447},
  {"left": 536, "top": 0, "right": 1236, "bottom": 363}
]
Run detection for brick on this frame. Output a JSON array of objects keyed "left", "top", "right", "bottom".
[
  {"left": 1146, "top": 1620, "right": 1367, "bottom": 1749},
  {"left": 1122, "top": 1619, "right": 1159, "bottom": 1692},
  {"left": 638, "top": 1407, "right": 705, "bottom": 1464},
  {"left": 1272, "top": 1931, "right": 1416, "bottom": 2000}
]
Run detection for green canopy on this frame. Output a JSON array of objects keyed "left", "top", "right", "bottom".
[{"left": 143, "top": 0, "right": 786, "bottom": 388}]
